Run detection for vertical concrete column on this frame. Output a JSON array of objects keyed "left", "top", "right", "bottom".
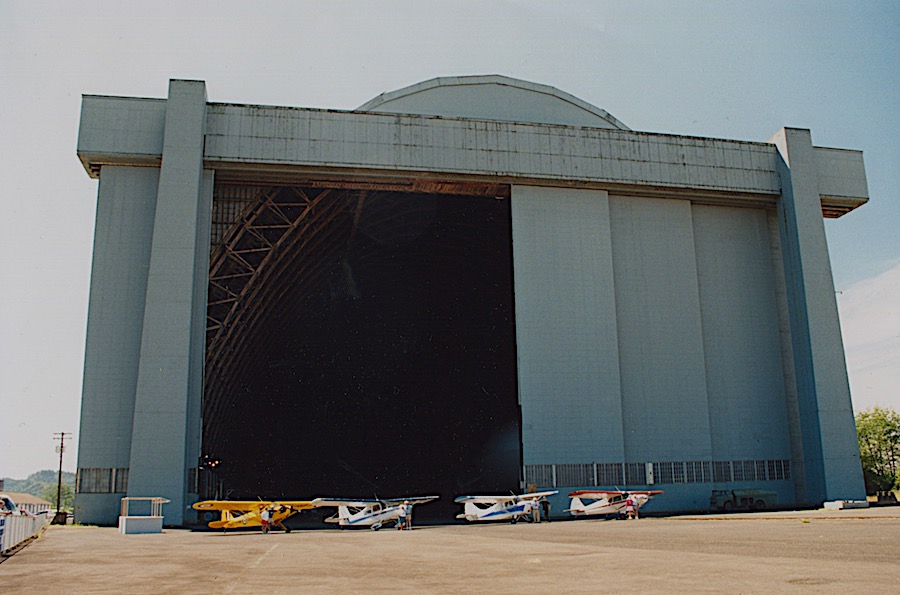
[
  {"left": 128, "top": 80, "right": 210, "bottom": 524},
  {"left": 76, "top": 167, "right": 160, "bottom": 525},
  {"left": 768, "top": 128, "right": 865, "bottom": 503}
]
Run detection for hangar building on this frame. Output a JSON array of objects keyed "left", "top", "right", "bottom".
[{"left": 75, "top": 76, "right": 867, "bottom": 525}]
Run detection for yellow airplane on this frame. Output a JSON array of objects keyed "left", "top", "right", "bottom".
[{"left": 193, "top": 500, "right": 316, "bottom": 532}]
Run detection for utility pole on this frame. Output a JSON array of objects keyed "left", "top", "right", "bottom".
[{"left": 52, "top": 432, "right": 70, "bottom": 525}]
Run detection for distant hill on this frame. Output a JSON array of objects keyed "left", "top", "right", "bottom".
[{"left": 2, "top": 470, "right": 76, "bottom": 499}]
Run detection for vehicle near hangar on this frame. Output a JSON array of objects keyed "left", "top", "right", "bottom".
[{"left": 710, "top": 489, "right": 777, "bottom": 511}]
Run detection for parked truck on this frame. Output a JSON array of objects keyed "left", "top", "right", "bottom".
[{"left": 710, "top": 489, "right": 777, "bottom": 511}]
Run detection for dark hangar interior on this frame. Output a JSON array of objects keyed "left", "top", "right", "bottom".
[{"left": 202, "top": 179, "right": 521, "bottom": 520}]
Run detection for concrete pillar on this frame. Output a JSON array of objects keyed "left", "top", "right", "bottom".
[
  {"left": 768, "top": 128, "right": 865, "bottom": 504},
  {"left": 75, "top": 166, "right": 160, "bottom": 525},
  {"left": 128, "top": 80, "right": 212, "bottom": 524}
]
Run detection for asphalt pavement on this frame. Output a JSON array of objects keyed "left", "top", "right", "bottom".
[{"left": 1, "top": 507, "right": 898, "bottom": 593}]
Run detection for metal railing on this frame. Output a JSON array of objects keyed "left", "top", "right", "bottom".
[
  {"left": 0, "top": 513, "right": 47, "bottom": 555},
  {"left": 120, "top": 497, "right": 170, "bottom": 518}
]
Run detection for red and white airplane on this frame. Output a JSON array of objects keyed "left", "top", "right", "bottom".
[{"left": 565, "top": 490, "right": 663, "bottom": 517}]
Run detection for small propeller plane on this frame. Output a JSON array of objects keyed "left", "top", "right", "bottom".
[
  {"left": 565, "top": 490, "right": 663, "bottom": 518},
  {"left": 454, "top": 490, "right": 558, "bottom": 523},
  {"left": 192, "top": 499, "right": 316, "bottom": 532},
  {"left": 311, "top": 496, "right": 439, "bottom": 530}
]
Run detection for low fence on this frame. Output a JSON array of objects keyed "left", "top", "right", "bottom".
[{"left": 0, "top": 514, "right": 47, "bottom": 555}]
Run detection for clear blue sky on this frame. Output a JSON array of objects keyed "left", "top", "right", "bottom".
[{"left": 1, "top": 0, "right": 897, "bottom": 478}]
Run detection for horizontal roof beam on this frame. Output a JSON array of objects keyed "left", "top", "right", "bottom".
[{"left": 77, "top": 95, "right": 868, "bottom": 216}]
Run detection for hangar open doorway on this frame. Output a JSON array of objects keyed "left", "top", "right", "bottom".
[{"left": 202, "top": 179, "right": 521, "bottom": 520}]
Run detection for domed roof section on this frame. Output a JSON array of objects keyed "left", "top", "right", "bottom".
[{"left": 357, "top": 75, "right": 629, "bottom": 130}]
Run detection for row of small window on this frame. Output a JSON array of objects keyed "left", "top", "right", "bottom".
[
  {"left": 77, "top": 467, "right": 214, "bottom": 495},
  {"left": 525, "top": 459, "right": 791, "bottom": 487},
  {"left": 76, "top": 468, "right": 129, "bottom": 494},
  {"left": 79, "top": 459, "right": 790, "bottom": 493}
]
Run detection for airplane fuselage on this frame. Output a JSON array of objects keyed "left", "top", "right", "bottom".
[
  {"left": 566, "top": 492, "right": 658, "bottom": 517},
  {"left": 328, "top": 504, "right": 403, "bottom": 529},
  {"left": 458, "top": 500, "right": 536, "bottom": 522}
]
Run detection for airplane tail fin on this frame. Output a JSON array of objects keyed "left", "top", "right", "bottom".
[
  {"left": 564, "top": 497, "right": 585, "bottom": 513},
  {"left": 327, "top": 505, "right": 350, "bottom": 524}
]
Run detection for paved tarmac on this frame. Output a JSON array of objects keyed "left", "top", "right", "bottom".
[{"left": 2, "top": 508, "right": 899, "bottom": 594}]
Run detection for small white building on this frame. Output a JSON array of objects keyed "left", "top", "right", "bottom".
[{"left": 1, "top": 492, "right": 53, "bottom": 515}]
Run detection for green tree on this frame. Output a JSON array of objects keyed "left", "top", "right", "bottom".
[
  {"left": 2, "top": 470, "right": 76, "bottom": 501},
  {"left": 41, "top": 483, "right": 75, "bottom": 511},
  {"left": 855, "top": 406, "right": 900, "bottom": 494}
]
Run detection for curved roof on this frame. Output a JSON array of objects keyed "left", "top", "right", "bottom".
[{"left": 357, "top": 75, "right": 629, "bottom": 130}]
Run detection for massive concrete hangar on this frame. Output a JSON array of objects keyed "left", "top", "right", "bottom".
[{"left": 76, "top": 76, "right": 867, "bottom": 525}]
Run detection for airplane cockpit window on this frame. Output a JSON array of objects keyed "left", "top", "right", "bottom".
[{"left": 473, "top": 502, "right": 494, "bottom": 510}]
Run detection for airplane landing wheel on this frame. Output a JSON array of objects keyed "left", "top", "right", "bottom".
[{"left": 284, "top": 527, "right": 292, "bottom": 533}]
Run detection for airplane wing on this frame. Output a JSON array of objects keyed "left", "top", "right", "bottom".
[
  {"left": 312, "top": 496, "right": 439, "bottom": 508},
  {"left": 193, "top": 500, "right": 266, "bottom": 511},
  {"left": 456, "top": 490, "right": 558, "bottom": 505},
  {"left": 567, "top": 490, "right": 664, "bottom": 499},
  {"left": 567, "top": 490, "right": 624, "bottom": 498},
  {"left": 193, "top": 500, "right": 316, "bottom": 512},
  {"left": 454, "top": 495, "right": 518, "bottom": 505},
  {"left": 384, "top": 496, "right": 440, "bottom": 506},
  {"left": 270, "top": 501, "right": 317, "bottom": 510},
  {"left": 310, "top": 498, "right": 381, "bottom": 508},
  {"left": 517, "top": 490, "right": 558, "bottom": 500}
]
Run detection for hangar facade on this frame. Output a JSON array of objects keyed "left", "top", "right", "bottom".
[{"left": 75, "top": 76, "right": 867, "bottom": 525}]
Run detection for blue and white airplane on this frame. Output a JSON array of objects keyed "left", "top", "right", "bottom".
[
  {"left": 454, "top": 491, "right": 558, "bottom": 523},
  {"left": 311, "top": 496, "right": 439, "bottom": 530}
]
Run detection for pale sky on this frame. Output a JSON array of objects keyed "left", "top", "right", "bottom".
[{"left": 1, "top": 0, "right": 897, "bottom": 479}]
